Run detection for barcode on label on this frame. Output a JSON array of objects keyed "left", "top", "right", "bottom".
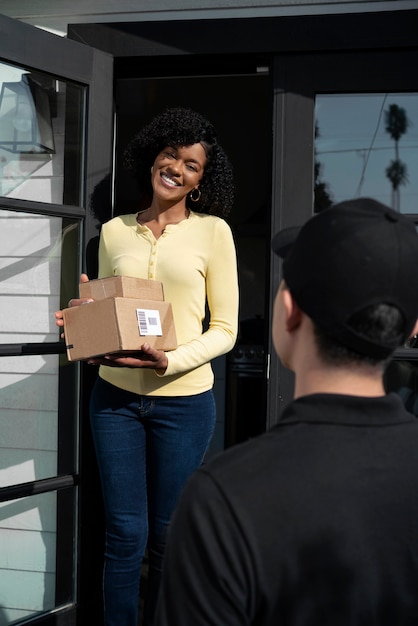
[{"left": 136, "top": 308, "right": 163, "bottom": 336}]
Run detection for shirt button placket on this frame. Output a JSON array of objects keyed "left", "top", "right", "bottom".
[{"left": 149, "top": 242, "right": 157, "bottom": 280}]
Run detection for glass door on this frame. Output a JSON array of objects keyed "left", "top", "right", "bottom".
[
  {"left": 0, "top": 14, "right": 113, "bottom": 625},
  {"left": 269, "top": 48, "right": 418, "bottom": 422}
]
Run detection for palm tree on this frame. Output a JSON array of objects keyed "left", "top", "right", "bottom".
[
  {"left": 384, "top": 104, "right": 409, "bottom": 211},
  {"left": 385, "top": 160, "right": 408, "bottom": 192}
]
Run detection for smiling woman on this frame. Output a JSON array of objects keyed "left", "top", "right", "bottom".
[
  {"left": 124, "top": 106, "right": 234, "bottom": 217},
  {"left": 136, "top": 143, "right": 208, "bottom": 238},
  {"left": 55, "top": 106, "right": 238, "bottom": 626}
]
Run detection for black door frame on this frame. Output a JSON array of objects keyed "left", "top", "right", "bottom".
[
  {"left": 69, "top": 7, "right": 418, "bottom": 431},
  {"left": 268, "top": 47, "right": 418, "bottom": 423},
  {"left": 0, "top": 14, "right": 113, "bottom": 625}
]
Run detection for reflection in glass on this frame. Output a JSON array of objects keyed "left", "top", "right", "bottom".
[
  {"left": 385, "top": 359, "right": 418, "bottom": 416},
  {"left": 315, "top": 93, "right": 418, "bottom": 213},
  {"left": 0, "top": 354, "right": 60, "bottom": 487},
  {"left": 0, "top": 210, "right": 80, "bottom": 344},
  {"left": 0, "top": 74, "right": 55, "bottom": 154},
  {"left": 0, "top": 61, "right": 85, "bottom": 204},
  {"left": 0, "top": 489, "right": 76, "bottom": 623}
]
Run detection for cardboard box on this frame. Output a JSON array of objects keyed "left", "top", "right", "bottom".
[
  {"left": 79, "top": 275, "right": 164, "bottom": 301},
  {"left": 63, "top": 297, "right": 177, "bottom": 361}
]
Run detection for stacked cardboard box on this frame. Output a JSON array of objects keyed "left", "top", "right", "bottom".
[{"left": 63, "top": 276, "right": 177, "bottom": 361}]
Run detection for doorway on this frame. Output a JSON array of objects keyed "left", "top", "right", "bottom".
[{"left": 112, "top": 71, "right": 272, "bottom": 452}]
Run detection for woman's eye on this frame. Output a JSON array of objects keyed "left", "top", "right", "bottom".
[{"left": 187, "top": 164, "right": 197, "bottom": 172}]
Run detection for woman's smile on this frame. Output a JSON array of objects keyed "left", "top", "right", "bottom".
[
  {"left": 152, "top": 143, "right": 207, "bottom": 200},
  {"left": 160, "top": 171, "right": 181, "bottom": 187}
]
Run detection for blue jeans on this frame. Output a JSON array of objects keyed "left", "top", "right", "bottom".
[{"left": 89, "top": 376, "right": 216, "bottom": 626}]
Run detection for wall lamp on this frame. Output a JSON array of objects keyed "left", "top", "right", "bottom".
[{"left": 0, "top": 74, "right": 55, "bottom": 154}]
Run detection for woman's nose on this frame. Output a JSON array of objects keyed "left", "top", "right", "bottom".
[{"left": 168, "top": 160, "right": 182, "bottom": 174}]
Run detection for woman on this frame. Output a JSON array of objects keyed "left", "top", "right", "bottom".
[{"left": 56, "top": 107, "right": 238, "bottom": 626}]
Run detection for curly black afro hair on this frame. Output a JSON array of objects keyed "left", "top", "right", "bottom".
[{"left": 123, "top": 107, "right": 235, "bottom": 218}]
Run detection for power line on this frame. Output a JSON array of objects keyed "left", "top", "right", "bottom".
[
  {"left": 354, "top": 95, "right": 388, "bottom": 197},
  {"left": 316, "top": 144, "right": 418, "bottom": 155}
]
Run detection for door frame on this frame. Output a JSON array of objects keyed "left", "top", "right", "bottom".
[
  {"left": 268, "top": 47, "right": 418, "bottom": 423},
  {"left": 0, "top": 13, "right": 113, "bottom": 624},
  {"left": 68, "top": 9, "right": 418, "bottom": 428}
]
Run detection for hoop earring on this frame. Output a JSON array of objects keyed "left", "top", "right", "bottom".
[{"left": 190, "top": 188, "right": 201, "bottom": 202}]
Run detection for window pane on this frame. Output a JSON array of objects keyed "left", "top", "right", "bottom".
[
  {"left": 0, "top": 488, "right": 76, "bottom": 623},
  {"left": 0, "top": 61, "right": 85, "bottom": 205},
  {"left": 0, "top": 352, "right": 78, "bottom": 486},
  {"left": 0, "top": 209, "right": 80, "bottom": 344},
  {"left": 385, "top": 359, "right": 418, "bottom": 416},
  {"left": 315, "top": 93, "right": 418, "bottom": 213},
  {"left": 0, "top": 354, "right": 59, "bottom": 485}
]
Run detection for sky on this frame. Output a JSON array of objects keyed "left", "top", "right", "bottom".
[{"left": 315, "top": 93, "right": 418, "bottom": 214}]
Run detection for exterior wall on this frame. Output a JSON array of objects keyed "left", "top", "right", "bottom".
[{"left": 0, "top": 0, "right": 409, "bottom": 36}]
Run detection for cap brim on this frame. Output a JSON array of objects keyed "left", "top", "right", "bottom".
[{"left": 271, "top": 226, "right": 301, "bottom": 259}]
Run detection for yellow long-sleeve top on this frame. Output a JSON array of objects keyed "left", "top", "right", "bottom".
[{"left": 97, "top": 211, "right": 239, "bottom": 396}]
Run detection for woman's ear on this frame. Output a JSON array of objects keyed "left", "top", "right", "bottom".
[{"left": 282, "top": 288, "right": 303, "bottom": 332}]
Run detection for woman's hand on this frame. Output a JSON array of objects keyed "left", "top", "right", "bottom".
[
  {"left": 55, "top": 273, "right": 91, "bottom": 338},
  {"left": 86, "top": 342, "right": 168, "bottom": 374}
]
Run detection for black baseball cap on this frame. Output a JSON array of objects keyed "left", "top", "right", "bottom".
[{"left": 271, "top": 198, "right": 418, "bottom": 358}]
